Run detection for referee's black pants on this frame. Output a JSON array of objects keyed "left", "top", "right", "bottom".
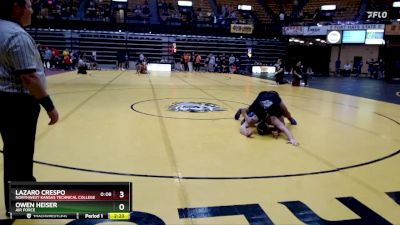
[{"left": 0, "top": 92, "right": 40, "bottom": 212}]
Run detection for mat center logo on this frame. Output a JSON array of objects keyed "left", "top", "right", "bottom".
[{"left": 168, "top": 102, "right": 225, "bottom": 113}]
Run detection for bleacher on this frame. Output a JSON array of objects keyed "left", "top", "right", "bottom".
[
  {"left": 193, "top": 0, "right": 213, "bottom": 25},
  {"left": 282, "top": 0, "right": 295, "bottom": 16},
  {"left": 241, "top": 0, "right": 273, "bottom": 24},
  {"left": 333, "top": 0, "right": 361, "bottom": 21},
  {"left": 158, "top": 0, "right": 182, "bottom": 25},
  {"left": 83, "top": 0, "right": 112, "bottom": 21},
  {"left": 367, "top": 0, "right": 393, "bottom": 11},
  {"left": 29, "top": 0, "right": 400, "bottom": 45},
  {"left": 301, "top": 0, "right": 361, "bottom": 23},
  {"left": 174, "top": 37, "right": 248, "bottom": 61},
  {"left": 33, "top": 0, "right": 80, "bottom": 20},
  {"left": 30, "top": 0, "right": 392, "bottom": 33},
  {"left": 263, "top": 0, "right": 280, "bottom": 18},
  {"left": 27, "top": 28, "right": 286, "bottom": 70},
  {"left": 214, "top": 1, "right": 238, "bottom": 24},
  {"left": 192, "top": 0, "right": 212, "bottom": 17},
  {"left": 27, "top": 29, "right": 69, "bottom": 51},
  {"left": 126, "top": 0, "right": 151, "bottom": 22}
]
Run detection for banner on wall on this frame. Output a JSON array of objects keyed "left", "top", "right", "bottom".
[
  {"left": 385, "top": 24, "right": 400, "bottom": 35},
  {"left": 282, "top": 24, "right": 385, "bottom": 36},
  {"left": 282, "top": 26, "right": 303, "bottom": 35},
  {"left": 303, "top": 26, "right": 328, "bottom": 35},
  {"left": 327, "top": 24, "right": 385, "bottom": 30},
  {"left": 230, "top": 24, "right": 254, "bottom": 34}
]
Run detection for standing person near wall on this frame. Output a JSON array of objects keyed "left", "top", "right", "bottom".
[
  {"left": 208, "top": 53, "right": 215, "bottom": 72},
  {"left": 355, "top": 59, "right": 363, "bottom": 77},
  {"left": 367, "top": 58, "right": 375, "bottom": 78},
  {"left": 124, "top": 51, "right": 129, "bottom": 70},
  {"left": 274, "top": 58, "right": 287, "bottom": 85},
  {"left": 188, "top": 51, "right": 194, "bottom": 72},
  {"left": 378, "top": 59, "right": 385, "bottom": 79},
  {"left": 304, "top": 66, "right": 313, "bottom": 86},
  {"left": 194, "top": 53, "right": 202, "bottom": 72},
  {"left": 43, "top": 47, "right": 52, "bottom": 69},
  {"left": 335, "top": 58, "right": 341, "bottom": 76},
  {"left": 291, "top": 60, "right": 302, "bottom": 86},
  {"left": 0, "top": 0, "right": 59, "bottom": 222},
  {"left": 117, "top": 50, "right": 125, "bottom": 70},
  {"left": 183, "top": 52, "right": 190, "bottom": 72}
]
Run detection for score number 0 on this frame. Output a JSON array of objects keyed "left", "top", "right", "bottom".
[{"left": 119, "top": 191, "right": 125, "bottom": 211}]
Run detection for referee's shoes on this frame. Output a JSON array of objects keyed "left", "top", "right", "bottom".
[
  {"left": 0, "top": 219, "right": 15, "bottom": 225},
  {"left": 2, "top": 212, "right": 15, "bottom": 225}
]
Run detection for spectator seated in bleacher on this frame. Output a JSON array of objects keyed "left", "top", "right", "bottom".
[
  {"left": 195, "top": 8, "right": 212, "bottom": 24},
  {"left": 160, "top": 56, "right": 169, "bottom": 64},
  {"left": 133, "top": 5, "right": 143, "bottom": 17},
  {"left": 214, "top": 4, "right": 253, "bottom": 26},
  {"left": 32, "top": 0, "right": 79, "bottom": 20},
  {"left": 158, "top": 2, "right": 181, "bottom": 24},
  {"left": 168, "top": 3, "right": 174, "bottom": 11},
  {"left": 86, "top": 0, "right": 96, "bottom": 17},
  {"left": 142, "top": 5, "right": 151, "bottom": 17},
  {"left": 159, "top": 8, "right": 169, "bottom": 23},
  {"left": 171, "top": 10, "right": 180, "bottom": 20},
  {"left": 178, "top": 7, "right": 193, "bottom": 26},
  {"left": 159, "top": 0, "right": 167, "bottom": 10}
]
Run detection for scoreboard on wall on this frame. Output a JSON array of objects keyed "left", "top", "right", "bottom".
[{"left": 8, "top": 182, "right": 131, "bottom": 220}]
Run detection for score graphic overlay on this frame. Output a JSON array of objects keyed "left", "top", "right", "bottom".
[{"left": 9, "top": 182, "right": 131, "bottom": 220}]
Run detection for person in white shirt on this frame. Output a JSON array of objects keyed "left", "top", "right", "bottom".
[
  {"left": 208, "top": 53, "right": 215, "bottom": 72},
  {"left": 343, "top": 62, "right": 352, "bottom": 76}
]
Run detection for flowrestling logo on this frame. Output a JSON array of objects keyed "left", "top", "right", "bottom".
[
  {"left": 367, "top": 11, "right": 388, "bottom": 19},
  {"left": 168, "top": 102, "right": 225, "bottom": 113}
]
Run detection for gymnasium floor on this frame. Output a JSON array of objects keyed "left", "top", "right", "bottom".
[{"left": 1, "top": 70, "right": 400, "bottom": 225}]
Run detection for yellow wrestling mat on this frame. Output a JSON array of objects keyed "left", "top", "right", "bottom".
[{"left": 1, "top": 70, "right": 400, "bottom": 225}]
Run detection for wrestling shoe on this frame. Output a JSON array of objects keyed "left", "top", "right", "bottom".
[
  {"left": 234, "top": 109, "right": 241, "bottom": 120},
  {"left": 289, "top": 117, "right": 297, "bottom": 125}
]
